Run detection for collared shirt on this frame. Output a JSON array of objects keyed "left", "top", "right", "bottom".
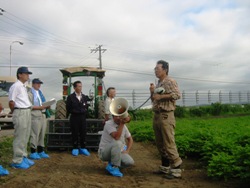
[
  {"left": 152, "top": 76, "right": 181, "bottom": 112},
  {"left": 31, "top": 88, "right": 42, "bottom": 106},
  {"left": 98, "top": 119, "right": 131, "bottom": 151},
  {"left": 105, "top": 97, "right": 114, "bottom": 119},
  {"left": 75, "top": 92, "right": 82, "bottom": 101},
  {"left": 9, "top": 80, "right": 31, "bottom": 108},
  {"left": 66, "top": 92, "right": 89, "bottom": 114}
]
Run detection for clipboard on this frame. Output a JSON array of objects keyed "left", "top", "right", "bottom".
[{"left": 42, "top": 98, "right": 56, "bottom": 107}]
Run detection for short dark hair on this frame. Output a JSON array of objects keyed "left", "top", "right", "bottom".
[
  {"left": 157, "top": 60, "right": 169, "bottom": 74},
  {"left": 73, "top": 81, "right": 82, "bottom": 88},
  {"left": 106, "top": 87, "right": 115, "bottom": 97}
]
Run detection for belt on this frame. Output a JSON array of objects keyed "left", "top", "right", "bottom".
[
  {"left": 14, "top": 107, "right": 31, "bottom": 110},
  {"left": 153, "top": 109, "right": 168, "bottom": 113}
]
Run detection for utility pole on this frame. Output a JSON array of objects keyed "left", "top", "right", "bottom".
[
  {"left": 90, "top": 45, "right": 107, "bottom": 69},
  {"left": 10, "top": 41, "right": 24, "bottom": 76}
]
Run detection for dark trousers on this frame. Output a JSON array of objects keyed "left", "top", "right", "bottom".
[{"left": 70, "top": 114, "right": 87, "bottom": 149}]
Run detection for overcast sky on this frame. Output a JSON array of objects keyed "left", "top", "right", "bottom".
[{"left": 0, "top": 0, "right": 250, "bottom": 108}]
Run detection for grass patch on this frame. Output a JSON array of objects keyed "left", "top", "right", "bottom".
[{"left": 0, "top": 137, "right": 13, "bottom": 167}]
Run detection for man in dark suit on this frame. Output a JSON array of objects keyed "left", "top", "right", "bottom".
[{"left": 66, "top": 81, "right": 91, "bottom": 156}]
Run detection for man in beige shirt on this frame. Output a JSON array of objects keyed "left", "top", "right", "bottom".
[{"left": 149, "top": 60, "right": 182, "bottom": 179}]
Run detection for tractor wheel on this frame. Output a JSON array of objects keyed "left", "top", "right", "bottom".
[
  {"left": 55, "top": 99, "right": 67, "bottom": 119},
  {"left": 98, "top": 100, "right": 105, "bottom": 119}
]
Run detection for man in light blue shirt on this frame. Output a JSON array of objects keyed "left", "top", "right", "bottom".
[{"left": 28, "top": 78, "right": 50, "bottom": 160}]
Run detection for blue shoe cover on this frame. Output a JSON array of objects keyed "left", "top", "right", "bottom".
[
  {"left": 106, "top": 165, "right": 123, "bottom": 177},
  {"left": 0, "top": 165, "right": 9, "bottom": 176},
  {"left": 11, "top": 160, "right": 30, "bottom": 169},
  {"left": 23, "top": 157, "right": 35, "bottom": 166},
  {"left": 79, "top": 148, "right": 90, "bottom": 156},
  {"left": 38, "top": 151, "right": 49, "bottom": 158},
  {"left": 29, "top": 152, "right": 41, "bottom": 160},
  {"left": 72, "top": 149, "right": 79, "bottom": 156}
]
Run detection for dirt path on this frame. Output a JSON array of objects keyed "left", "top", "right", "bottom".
[
  {"left": 0, "top": 137, "right": 246, "bottom": 188},
  {"left": 0, "top": 128, "right": 14, "bottom": 139}
]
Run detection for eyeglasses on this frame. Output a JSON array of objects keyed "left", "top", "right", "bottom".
[{"left": 154, "top": 67, "right": 162, "bottom": 71}]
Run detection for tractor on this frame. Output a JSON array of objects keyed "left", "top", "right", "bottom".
[{"left": 46, "top": 67, "right": 106, "bottom": 150}]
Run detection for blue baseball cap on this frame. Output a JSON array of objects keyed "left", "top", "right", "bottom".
[
  {"left": 32, "top": 78, "right": 43, "bottom": 84},
  {"left": 17, "top": 66, "right": 32, "bottom": 74}
]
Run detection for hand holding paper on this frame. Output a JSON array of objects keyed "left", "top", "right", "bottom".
[{"left": 42, "top": 98, "right": 56, "bottom": 107}]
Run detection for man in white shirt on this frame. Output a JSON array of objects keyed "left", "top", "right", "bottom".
[
  {"left": 104, "top": 87, "right": 116, "bottom": 121},
  {"left": 9, "top": 67, "right": 35, "bottom": 169},
  {"left": 98, "top": 115, "right": 134, "bottom": 177},
  {"left": 28, "top": 78, "right": 49, "bottom": 160}
]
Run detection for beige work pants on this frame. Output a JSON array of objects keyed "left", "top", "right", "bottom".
[
  {"left": 153, "top": 111, "right": 182, "bottom": 168},
  {"left": 12, "top": 108, "right": 31, "bottom": 163},
  {"left": 30, "top": 110, "right": 46, "bottom": 149}
]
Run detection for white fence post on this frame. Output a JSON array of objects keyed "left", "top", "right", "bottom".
[
  {"left": 132, "top": 90, "right": 136, "bottom": 109},
  {"left": 196, "top": 90, "right": 199, "bottom": 106},
  {"left": 122, "top": 90, "right": 250, "bottom": 108},
  {"left": 182, "top": 90, "right": 185, "bottom": 106},
  {"left": 248, "top": 91, "right": 250, "bottom": 104},
  {"left": 229, "top": 91, "right": 232, "bottom": 104},
  {"left": 219, "top": 90, "right": 222, "bottom": 103},
  {"left": 208, "top": 90, "right": 211, "bottom": 104}
]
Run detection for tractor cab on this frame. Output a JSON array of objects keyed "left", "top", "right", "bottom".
[{"left": 55, "top": 67, "right": 106, "bottom": 119}]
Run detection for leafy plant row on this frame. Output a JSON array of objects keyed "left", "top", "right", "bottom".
[
  {"left": 130, "top": 103, "right": 250, "bottom": 120},
  {"left": 128, "top": 116, "right": 250, "bottom": 180},
  {"left": 175, "top": 103, "right": 250, "bottom": 118}
]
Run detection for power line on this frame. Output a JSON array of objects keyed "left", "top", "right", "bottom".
[
  {"left": 0, "top": 8, "right": 93, "bottom": 59},
  {"left": 90, "top": 45, "right": 107, "bottom": 69},
  {"left": 2, "top": 64, "right": 247, "bottom": 85},
  {"left": 0, "top": 8, "right": 89, "bottom": 47},
  {"left": 1, "top": 7, "right": 230, "bottom": 68}
]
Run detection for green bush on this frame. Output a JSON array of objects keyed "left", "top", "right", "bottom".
[
  {"left": 128, "top": 121, "right": 154, "bottom": 142},
  {"left": 189, "top": 107, "right": 205, "bottom": 117},
  {"left": 243, "top": 104, "right": 250, "bottom": 112},
  {"left": 130, "top": 109, "right": 153, "bottom": 121},
  {"left": 207, "top": 152, "right": 236, "bottom": 180},
  {"left": 207, "top": 145, "right": 250, "bottom": 180},
  {"left": 133, "top": 103, "right": 250, "bottom": 119},
  {"left": 175, "top": 106, "right": 186, "bottom": 118},
  {"left": 210, "top": 102, "right": 223, "bottom": 116}
]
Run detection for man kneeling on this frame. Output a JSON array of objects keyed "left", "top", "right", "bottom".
[{"left": 98, "top": 115, "right": 134, "bottom": 177}]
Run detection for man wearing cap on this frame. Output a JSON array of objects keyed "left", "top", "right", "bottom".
[
  {"left": 28, "top": 78, "right": 50, "bottom": 160},
  {"left": 9, "top": 67, "right": 35, "bottom": 169}
]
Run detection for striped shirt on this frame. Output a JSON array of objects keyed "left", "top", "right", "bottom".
[{"left": 152, "top": 76, "right": 181, "bottom": 112}]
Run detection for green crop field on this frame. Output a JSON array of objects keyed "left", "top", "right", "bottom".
[{"left": 128, "top": 115, "right": 250, "bottom": 180}]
